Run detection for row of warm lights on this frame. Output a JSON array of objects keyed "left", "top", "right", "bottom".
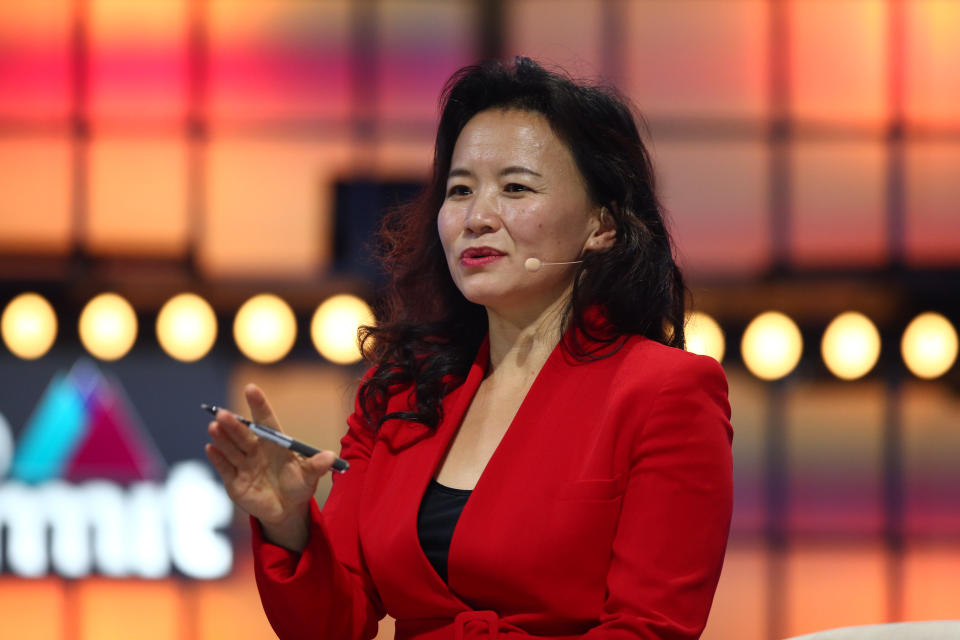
[
  {"left": 686, "top": 310, "right": 959, "bottom": 381},
  {"left": 2, "top": 292, "right": 958, "bottom": 380},
  {"left": 0, "top": 292, "right": 373, "bottom": 365}
]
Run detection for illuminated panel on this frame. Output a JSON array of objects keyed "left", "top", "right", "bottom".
[
  {"left": 783, "top": 543, "right": 887, "bottom": 638},
  {"left": 700, "top": 543, "right": 766, "bottom": 640},
  {"left": 624, "top": 0, "right": 767, "bottom": 120},
  {"left": 201, "top": 136, "right": 351, "bottom": 278},
  {"left": 905, "top": 1, "right": 960, "bottom": 127},
  {"left": 505, "top": 0, "right": 604, "bottom": 80},
  {"left": 195, "top": 556, "right": 276, "bottom": 638},
  {"left": 87, "top": 137, "right": 189, "bottom": 256},
  {"left": 791, "top": 140, "right": 887, "bottom": 267},
  {"left": 376, "top": 0, "right": 478, "bottom": 125},
  {"left": 726, "top": 370, "right": 766, "bottom": 535},
  {"left": 903, "top": 381, "right": 960, "bottom": 535},
  {"left": 372, "top": 138, "right": 433, "bottom": 180},
  {"left": 903, "top": 543, "right": 960, "bottom": 621},
  {"left": 0, "top": 577, "right": 65, "bottom": 640},
  {"left": 785, "top": 382, "right": 884, "bottom": 534},
  {"left": 0, "top": 0, "right": 72, "bottom": 119},
  {"left": 790, "top": 0, "right": 886, "bottom": 127},
  {"left": 77, "top": 578, "right": 182, "bottom": 640},
  {"left": 0, "top": 137, "right": 73, "bottom": 254},
  {"left": 652, "top": 140, "right": 768, "bottom": 277},
  {"left": 88, "top": 0, "right": 189, "bottom": 123},
  {"left": 208, "top": 0, "right": 352, "bottom": 122},
  {"left": 905, "top": 142, "right": 960, "bottom": 266}
]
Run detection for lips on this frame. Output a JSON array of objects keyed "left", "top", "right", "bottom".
[
  {"left": 460, "top": 246, "right": 506, "bottom": 267},
  {"left": 461, "top": 247, "right": 506, "bottom": 259}
]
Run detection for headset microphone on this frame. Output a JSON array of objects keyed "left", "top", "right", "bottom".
[{"left": 523, "top": 257, "right": 584, "bottom": 272}]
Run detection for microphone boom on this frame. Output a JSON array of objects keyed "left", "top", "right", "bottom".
[{"left": 524, "top": 257, "right": 583, "bottom": 272}]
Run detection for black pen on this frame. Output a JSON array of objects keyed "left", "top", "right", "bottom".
[{"left": 202, "top": 403, "right": 349, "bottom": 473}]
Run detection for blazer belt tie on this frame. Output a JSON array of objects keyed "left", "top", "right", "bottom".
[
  {"left": 396, "top": 610, "right": 500, "bottom": 639},
  {"left": 454, "top": 610, "right": 499, "bottom": 640},
  {"left": 396, "top": 610, "right": 582, "bottom": 639}
]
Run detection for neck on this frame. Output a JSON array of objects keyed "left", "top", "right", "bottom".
[{"left": 485, "top": 286, "right": 571, "bottom": 374}]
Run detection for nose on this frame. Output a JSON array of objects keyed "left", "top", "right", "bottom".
[{"left": 463, "top": 191, "right": 501, "bottom": 236}]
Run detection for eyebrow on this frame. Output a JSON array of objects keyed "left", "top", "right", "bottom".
[{"left": 447, "top": 166, "right": 543, "bottom": 180}]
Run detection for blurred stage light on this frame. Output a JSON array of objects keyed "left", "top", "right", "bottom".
[
  {"left": 741, "top": 311, "right": 803, "bottom": 380},
  {"left": 310, "top": 294, "right": 373, "bottom": 365},
  {"left": 821, "top": 311, "right": 882, "bottom": 380},
  {"left": 1, "top": 293, "right": 58, "bottom": 360},
  {"left": 233, "top": 294, "right": 297, "bottom": 364},
  {"left": 156, "top": 293, "right": 218, "bottom": 362},
  {"left": 685, "top": 311, "right": 725, "bottom": 363},
  {"left": 901, "top": 312, "right": 958, "bottom": 379},
  {"left": 79, "top": 293, "right": 138, "bottom": 361}
]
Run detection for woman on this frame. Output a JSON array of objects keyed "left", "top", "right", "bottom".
[{"left": 206, "top": 58, "right": 732, "bottom": 640}]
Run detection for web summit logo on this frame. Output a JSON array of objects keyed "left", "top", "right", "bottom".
[{"left": 0, "top": 360, "right": 233, "bottom": 579}]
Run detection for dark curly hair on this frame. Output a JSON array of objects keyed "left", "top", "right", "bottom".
[{"left": 358, "top": 57, "right": 686, "bottom": 431}]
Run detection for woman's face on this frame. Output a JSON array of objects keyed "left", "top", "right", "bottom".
[{"left": 437, "top": 108, "right": 610, "bottom": 320}]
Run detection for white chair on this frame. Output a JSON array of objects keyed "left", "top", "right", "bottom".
[{"left": 786, "top": 621, "right": 960, "bottom": 639}]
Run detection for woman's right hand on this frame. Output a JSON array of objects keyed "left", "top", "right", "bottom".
[{"left": 204, "top": 383, "right": 338, "bottom": 552}]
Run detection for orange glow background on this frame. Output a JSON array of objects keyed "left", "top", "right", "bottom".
[{"left": 1, "top": 1, "right": 959, "bottom": 638}]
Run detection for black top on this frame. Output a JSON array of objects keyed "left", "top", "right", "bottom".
[{"left": 417, "top": 478, "right": 472, "bottom": 585}]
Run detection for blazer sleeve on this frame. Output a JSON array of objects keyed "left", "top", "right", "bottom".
[
  {"left": 583, "top": 354, "right": 734, "bottom": 640},
  {"left": 251, "top": 396, "right": 386, "bottom": 640}
]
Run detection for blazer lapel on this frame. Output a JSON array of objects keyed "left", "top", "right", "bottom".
[
  {"left": 363, "top": 338, "right": 490, "bottom": 615},
  {"left": 375, "top": 338, "right": 490, "bottom": 454}
]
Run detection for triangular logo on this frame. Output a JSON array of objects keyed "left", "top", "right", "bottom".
[{"left": 10, "top": 360, "right": 166, "bottom": 484}]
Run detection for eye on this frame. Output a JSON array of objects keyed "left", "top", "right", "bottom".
[
  {"left": 504, "top": 183, "right": 531, "bottom": 193},
  {"left": 446, "top": 184, "right": 471, "bottom": 198}
]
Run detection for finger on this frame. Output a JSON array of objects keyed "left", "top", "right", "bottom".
[
  {"left": 302, "top": 450, "right": 337, "bottom": 480},
  {"left": 244, "top": 383, "right": 284, "bottom": 432},
  {"left": 205, "top": 443, "right": 238, "bottom": 485},
  {"left": 215, "top": 409, "right": 258, "bottom": 454},
  {"left": 209, "top": 419, "right": 252, "bottom": 464}
]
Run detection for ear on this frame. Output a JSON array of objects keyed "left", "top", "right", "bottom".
[{"left": 586, "top": 206, "right": 617, "bottom": 252}]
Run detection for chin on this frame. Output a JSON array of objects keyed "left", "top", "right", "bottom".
[
  {"left": 460, "top": 287, "right": 541, "bottom": 316},
  {"left": 459, "top": 289, "right": 503, "bottom": 308},
  {"left": 453, "top": 282, "right": 505, "bottom": 307}
]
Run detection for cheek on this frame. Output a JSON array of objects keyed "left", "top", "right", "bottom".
[
  {"left": 509, "top": 203, "right": 559, "bottom": 245},
  {"left": 436, "top": 207, "right": 456, "bottom": 253}
]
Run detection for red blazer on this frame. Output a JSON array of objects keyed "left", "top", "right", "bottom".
[{"left": 252, "top": 333, "right": 733, "bottom": 640}]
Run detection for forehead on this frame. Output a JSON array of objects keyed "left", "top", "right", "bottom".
[{"left": 449, "top": 109, "right": 575, "bottom": 173}]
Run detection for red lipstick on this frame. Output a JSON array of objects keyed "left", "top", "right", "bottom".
[{"left": 460, "top": 246, "right": 505, "bottom": 267}]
